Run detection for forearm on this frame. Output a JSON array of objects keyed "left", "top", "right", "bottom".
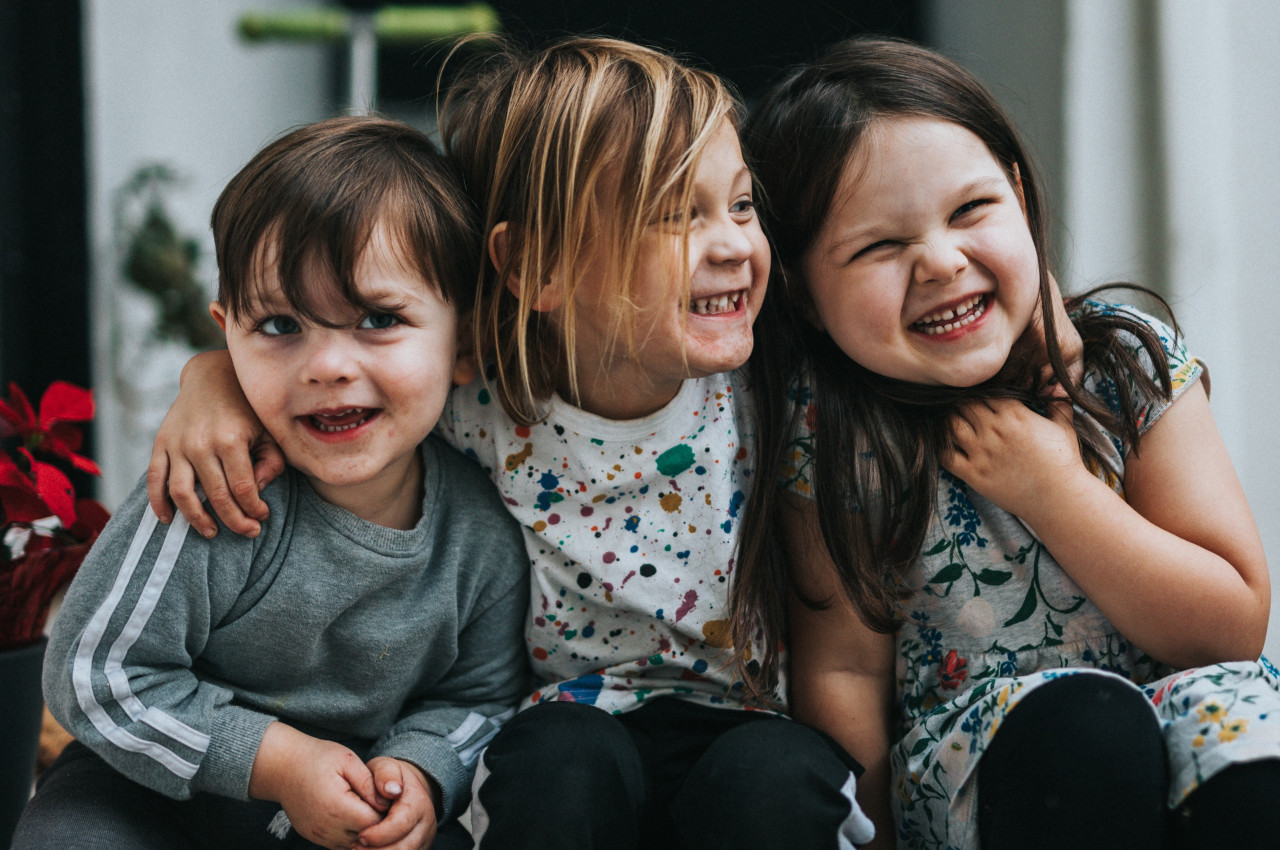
[
  {"left": 1020, "top": 472, "right": 1268, "bottom": 666},
  {"left": 791, "top": 670, "right": 894, "bottom": 848}
]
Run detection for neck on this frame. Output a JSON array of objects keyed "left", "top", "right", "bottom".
[
  {"left": 307, "top": 453, "right": 424, "bottom": 530},
  {"left": 557, "top": 368, "right": 683, "bottom": 420}
]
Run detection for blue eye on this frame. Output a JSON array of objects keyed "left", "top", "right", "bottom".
[
  {"left": 258, "top": 315, "right": 300, "bottom": 336},
  {"left": 731, "top": 198, "right": 755, "bottom": 215},
  {"left": 359, "top": 313, "right": 400, "bottom": 330}
]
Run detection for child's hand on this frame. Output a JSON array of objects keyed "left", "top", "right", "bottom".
[
  {"left": 943, "top": 397, "right": 1086, "bottom": 521},
  {"left": 250, "top": 724, "right": 385, "bottom": 850},
  {"left": 146, "top": 349, "right": 285, "bottom": 539},
  {"left": 356, "top": 757, "right": 440, "bottom": 850}
]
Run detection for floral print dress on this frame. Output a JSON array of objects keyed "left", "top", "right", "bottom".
[{"left": 789, "top": 303, "right": 1280, "bottom": 850}]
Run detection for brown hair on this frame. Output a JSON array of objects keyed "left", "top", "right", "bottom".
[
  {"left": 733, "top": 37, "right": 1173, "bottom": 696},
  {"left": 213, "top": 115, "right": 478, "bottom": 323},
  {"left": 440, "top": 37, "right": 738, "bottom": 424}
]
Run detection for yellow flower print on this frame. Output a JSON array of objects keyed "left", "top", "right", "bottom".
[
  {"left": 1196, "top": 701, "right": 1225, "bottom": 724},
  {"left": 1218, "top": 718, "right": 1248, "bottom": 743},
  {"left": 1193, "top": 734, "right": 1206, "bottom": 748}
]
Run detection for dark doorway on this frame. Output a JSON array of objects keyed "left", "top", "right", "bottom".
[
  {"left": 0, "top": 1, "right": 91, "bottom": 397},
  {"left": 366, "top": 0, "right": 922, "bottom": 106}
]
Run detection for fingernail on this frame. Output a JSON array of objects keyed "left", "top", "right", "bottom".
[
  {"left": 202, "top": 526, "right": 217, "bottom": 539},
  {"left": 386, "top": 781, "right": 402, "bottom": 795}
]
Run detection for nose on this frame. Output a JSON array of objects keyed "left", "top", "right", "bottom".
[
  {"left": 914, "top": 236, "right": 968, "bottom": 286},
  {"left": 707, "top": 217, "right": 756, "bottom": 266},
  {"left": 301, "top": 330, "right": 360, "bottom": 385}
]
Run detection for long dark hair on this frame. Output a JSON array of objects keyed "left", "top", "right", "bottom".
[{"left": 731, "top": 37, "right": 1173, "bottom": 696}]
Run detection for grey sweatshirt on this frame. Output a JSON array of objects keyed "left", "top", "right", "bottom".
[{"left": 43, "top": 436, "right": 529, "bottom": 821}]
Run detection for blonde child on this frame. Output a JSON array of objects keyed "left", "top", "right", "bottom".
[
  {"left": 14, "top": 117, "right": 529, "bottom": 850},
  {"left": 736, "top": 36, "right": 1280, "bottom": 850},
  {"left": 142, "top": 39, "right": 878, "bottom": 849}
]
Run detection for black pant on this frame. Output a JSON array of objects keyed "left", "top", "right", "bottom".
[
  {"left": 977, "top": 673, "right": 1280, "bottom": 850},
  {"left": 472, "top": 698, "right": 865, "bottom": 849},
  {"left": 12, "top": 741, "right": 473, "bottom": 850}
]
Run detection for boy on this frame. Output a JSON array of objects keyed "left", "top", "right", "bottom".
[{"left": 15, "top": 116, "right": 529, "bottom": 850}]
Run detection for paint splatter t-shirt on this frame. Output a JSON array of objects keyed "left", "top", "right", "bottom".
[{"left": 440, "top": 368, "right": 782, "bottom": 714}]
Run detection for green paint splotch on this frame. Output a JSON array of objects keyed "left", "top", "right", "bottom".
[{"left": 655, "top": 444, "right": 695, "bottom": 477}]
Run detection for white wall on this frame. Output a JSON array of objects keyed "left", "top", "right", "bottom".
[
  {"left": 929, "top": 0, "right": 1280, "bottom": 658},
  {"left": 85, "top": 0, "right": 333, "bottom": 509}
]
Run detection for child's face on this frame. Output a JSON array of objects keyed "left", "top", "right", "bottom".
[
  {"left": 569, "top": 119, "right": 769, "bottom": 418},
  {"left": 211, "top": 225, "right": 468, "bottom": 517},
  {"left": 802, "top": 116, "right": 1040, "bottom": 388}
]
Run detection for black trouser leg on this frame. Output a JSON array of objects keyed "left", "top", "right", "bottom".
[
  {"left": 472, "top": 701, "right": 646, "bottom": 850},
  {"left": 1165, "top": 758, "right": 1280, "bottom": 849},
  {"left": 978, "top": 674, "right": 1167, "bottom": 850}
]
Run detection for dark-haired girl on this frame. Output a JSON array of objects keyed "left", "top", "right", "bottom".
[{"left": 736, "top": 36, "right": 1280, "bottom": 850}]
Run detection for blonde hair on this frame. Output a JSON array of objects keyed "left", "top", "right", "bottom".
[{"left": 442, "top": 37, "right": 738, "bottom": 424}]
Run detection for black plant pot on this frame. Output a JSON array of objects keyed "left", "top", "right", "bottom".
[{"left": 0, "top": 636, "right": 47, "bottom": 848}]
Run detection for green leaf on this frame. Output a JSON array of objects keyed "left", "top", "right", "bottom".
[
  {"left": 975, "top": 569, "right": 1012, "bottom": 585},
  {"left": 923, "top": 538, "right": 951, "bottom": 556},
  {"left": 1003, "top": 585, "right": 1038, "bottom": 627},
  {"left": 910, "top": 738, "right": 931, "bottom": 756},
  {"left": 928, "top": 563, "right": 964, "bottom": 585}
]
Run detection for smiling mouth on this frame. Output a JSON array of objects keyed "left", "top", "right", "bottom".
[
  {"left": 306, "top": 408, "right": 376, "bottom": 432},
  {"left": 691, "top": 289, "right": 746, "bottom": 316},
  {"left": 912, "top": 294, "right": 988, "bottom": 335}
]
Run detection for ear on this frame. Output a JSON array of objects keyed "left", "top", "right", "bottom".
[
  {"left": 1010, "top": 162, "right": 1027, "bottom": 214},
  {"left": 209, "top": 301, "right": 229, "bottom": 332},
  {"left": 489, "top": 221, "right": 563, "bottom": 313}
]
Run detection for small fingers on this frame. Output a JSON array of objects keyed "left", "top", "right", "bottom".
[
  {"left": 251, "top": 437, "right": 287, "bottom": 494},
  {"left": 146, "top": 451, "right": 175, "bottom": 524},
  {"left": 193, "top": 455, "right": 259, "bottom": 538},
  {"left": 222, "top": 448, "right": 269, "bottom": 524},
  {"left": 356, "top": 807, "right": 434, "bottom": 850},
  {"left": 166, "top": 460, "right": 219, "bottom": 539}
]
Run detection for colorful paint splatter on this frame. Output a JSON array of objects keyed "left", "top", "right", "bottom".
[
  {"left": 788, "top": 303, "right": 1280, "bottom": 849},
  {"left": 441, "top": 369, "right": 781, "bottom": 714}
]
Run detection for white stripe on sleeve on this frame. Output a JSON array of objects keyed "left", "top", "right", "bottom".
[{"left": 71, "top": 508, "right": 208, "bottom": 779}]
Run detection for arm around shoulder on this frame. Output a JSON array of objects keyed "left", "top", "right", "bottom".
[{"left": 147, "top": 348, "right": 284, "bottom": 538}]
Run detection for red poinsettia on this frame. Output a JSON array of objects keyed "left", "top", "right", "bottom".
[{"left": 1, "top": 381, "right": 109, "bottom": 649}]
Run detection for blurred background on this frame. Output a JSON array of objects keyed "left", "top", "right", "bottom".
[{"left": 3, "top": 0, "right": 1278, "bottom": 655}]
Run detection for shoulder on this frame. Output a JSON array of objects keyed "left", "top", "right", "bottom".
[
  {"left": 1076, "top": 298, "right": 1206, "bottom": 436},
  {"left": 423, "top": 435, "right": 522, "bottom": 535},
  {"left": 1076, "top": 299, "right": 1201, "bottom": 379}
]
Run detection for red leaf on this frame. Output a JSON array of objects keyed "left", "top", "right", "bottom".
[
  {"left": 0, "top": 486, "right": 49, "bottom": 525},
  {"left": 41, "top": 428, "right": 101, "bottom": 476},
  {"left": 25, "top": 451, "right": 76, "bottom": 527},
  {"left": 0, "top": 542, "right": 92, "bottom": 647},
  {"left": 0, "top": 453, "right": 49, "bottom": 524},
  {"left": 39, "top": 381, "right": 95, "bottom": 430},
  {"left": 47, "top": 423, "right": 84, "bottom": 453},
  {"left": 0, "top": 382, "right": 37, "bottom": 435},
  {"left": 68, "top": 498, "right": 110, "bottom": 540}
]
